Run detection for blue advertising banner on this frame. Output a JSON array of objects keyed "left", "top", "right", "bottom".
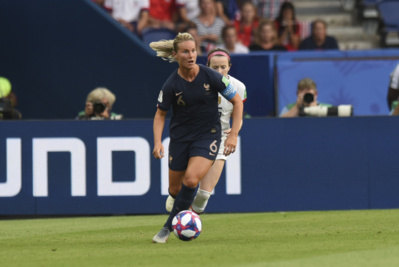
[
  {"left": 0, "top": 118, "right": 398, "bottom": 216},
  {"left": 276, "top": 50, "right": 399, "bottom": 116}
]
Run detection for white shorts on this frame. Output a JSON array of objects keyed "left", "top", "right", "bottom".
[{"left": 216, "top": 134, "right": 228, "bottom": 161}]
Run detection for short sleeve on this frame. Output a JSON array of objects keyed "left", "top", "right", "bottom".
[
  {"left": 140, "top": 0, "right": 150, "bottom": 10},
  {"left": 235, "top": 78, "right": 247, "bottom": 102},
  {"left": 157, "top": 84, "right": 173, "bottom": 111},
  {"left": 104, "top": 0, "right": 113, "bottom": 9},
  {"left": 390, "top": 64, "right": 399, "bottom": 90},
  {"left": 204, "top": 66, "right": 237, "bottom": 100}
]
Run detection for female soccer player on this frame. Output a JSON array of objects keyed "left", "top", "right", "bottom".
[
  {"left": 165, "top": 48, "right": 247, "bottom": 214},
  {"left": 151, "top": 33, "right": 243, "bottom": 243}
]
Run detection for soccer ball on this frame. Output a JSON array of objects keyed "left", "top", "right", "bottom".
[{"left": 172, "top": 210, "right": 202, "bottom": 241}]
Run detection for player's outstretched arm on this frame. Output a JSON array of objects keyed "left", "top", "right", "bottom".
[{"left": 153, "top": 109, "right": 167, "bottom": 159}]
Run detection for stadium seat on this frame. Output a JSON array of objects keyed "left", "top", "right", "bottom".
[
  {"left": 358, "top": 0, "right": 380, "bottom": 34},
  {"left": 141, "top": 28, "right": 176, "bottom": 46},
  {"left": 361, "top": 0, "right": 379, "bottom": 19},
  {"left": 377, "top": 0, "right": 399, "bottom": 46}
]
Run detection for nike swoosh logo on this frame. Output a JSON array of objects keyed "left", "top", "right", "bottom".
[
  {"left": 209, "top": 152, "right": 215, "bottom": 156},
  {"left": 175, "top": 92, "right": 183, "bottom": 96}
]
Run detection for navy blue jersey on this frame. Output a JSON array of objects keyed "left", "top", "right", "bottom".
[{"left": 157, "top": 64, "right": 236, "bottom": 142}]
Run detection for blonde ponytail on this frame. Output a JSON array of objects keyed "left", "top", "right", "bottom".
[{"left": 149, "top": 32, "right": 195, "bottom": 63}]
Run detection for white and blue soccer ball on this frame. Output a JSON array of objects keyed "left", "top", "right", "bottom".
[{"left": 172, "top": 210, "right": 202, "bottom": 241}]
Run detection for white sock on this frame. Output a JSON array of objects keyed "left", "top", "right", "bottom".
[
  {"left": 191, "top": 189, "right": 211, "bottom": 213},
  {"left": 165, "top": 195, "right": 175, "bottom": 213}
]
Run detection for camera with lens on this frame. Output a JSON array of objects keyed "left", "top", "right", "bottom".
[
  {"left": 92, "top": 101, "right": 107, "bottom": 115},
  {"left": 0, "top": 97, "right": 20, "bottom": 120},
  {"left": 299, "top": 104, "right": 353, "bottom": 117},
  {"left": 303, "top": 93, "right": 314, "bottom": 105}
]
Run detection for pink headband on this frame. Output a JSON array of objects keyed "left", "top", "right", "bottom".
[{"left": 207, "top": 51, "right": 231, "bottom": 63}]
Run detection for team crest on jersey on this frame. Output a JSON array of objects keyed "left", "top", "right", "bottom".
[
  {"left": 218, "top": 96, "right": 221, "bottom": 104},
  {"left": 158, "top": 90, "right": 163, "bottom": 103},
  {"left": 204, "top": 83, "right": 210, "bottom": 91}
]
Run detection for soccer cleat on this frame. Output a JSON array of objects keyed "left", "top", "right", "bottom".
[
  {"left": 165, "top": 195, "right": 175, "bottom": 212},
  {"left": 152, "top": 226, "right": 171, "bottom": 243}
]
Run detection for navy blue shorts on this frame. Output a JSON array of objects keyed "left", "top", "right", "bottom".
[{"left": 168, "top": 137, "right": 221, "bottom": 171}]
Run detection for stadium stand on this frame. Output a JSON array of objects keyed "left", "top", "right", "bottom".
[
  {"left": 377, "top": 0, "right": 399, "bottom": 47},
  {"left": 355, "top": 0, "right": 379, "bottom": 35},
  {"left": 293, "top": 0, "right": 380, "bottom": 49},
  {"left": 360, "top": 0, "right": 379, "bottom": 19}
]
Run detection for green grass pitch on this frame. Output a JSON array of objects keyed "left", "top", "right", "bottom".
[{"left": 1, "top": 209, "right": 399, "bottom": 266}]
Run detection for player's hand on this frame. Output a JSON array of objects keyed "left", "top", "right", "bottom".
[
  {"left": 224, "top": 134, "right": 237, "bottom": 156},
  {"left": 296, "top": 92, "right": 305, "bottom": 107},
  {"left": 153, "top": 143, "right": 164, "bottom": 159}
]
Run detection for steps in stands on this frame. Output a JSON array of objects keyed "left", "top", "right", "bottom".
[{"left": 291, "top": 0, "right": 380, "bottom": 50}]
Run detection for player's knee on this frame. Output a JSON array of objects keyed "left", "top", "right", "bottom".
[{"left": 183, "top": 175, "right": 201, "bottom": 188}]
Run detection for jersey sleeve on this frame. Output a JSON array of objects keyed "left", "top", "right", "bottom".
[
  {"left": 104, "top": 0, "right": 113, "bottom": 10},
  {"left": 230, "top": 76, "right": 247, "bottom": 102},
  {"left": 390, "top": 64, "right": 399, "bottom": 90},
  {"left": 157, "top": 83, "right": 174, "bottom": 111},
  {"left": 140, "top": 0, "right": 150, "bottom": 10},
  {"left": 176, "top": 0, "right": 185, "bottom": 7},
  {"left": 205, "top": 66, "right": 237, "bottom": 101}
]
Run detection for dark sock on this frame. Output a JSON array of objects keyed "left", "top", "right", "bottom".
[{"left": 164, "top": 183, "right": 197, "bottom": 230}]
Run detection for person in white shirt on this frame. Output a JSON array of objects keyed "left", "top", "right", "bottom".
[
  {"left": 104, "top": 0, "right": 149, "bottom": 34},
  {"left": 176, "top": 0, "right": 200, "bottom": 21},
  {"left": 218, "top": 25, "right": 249, "bottom": 54}
]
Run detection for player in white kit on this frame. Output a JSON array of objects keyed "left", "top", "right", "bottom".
[{"left": 165, "top": 48, "right": 247, "bottom": 214}]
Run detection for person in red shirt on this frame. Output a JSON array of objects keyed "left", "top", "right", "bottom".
[
  {"left": 147, "top": 0, "right": 177, "bottom": 31},
  {"left": 234, "top": 1, "right": 258, "bottom": 47}
]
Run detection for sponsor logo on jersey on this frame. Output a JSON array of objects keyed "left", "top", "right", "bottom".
[{"left": 175, "top": 91, "right": 183, "bottom": 96}]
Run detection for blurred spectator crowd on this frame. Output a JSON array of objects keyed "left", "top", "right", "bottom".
[{"left": 92, "top": 0, "right": 340, "bottom": 54}]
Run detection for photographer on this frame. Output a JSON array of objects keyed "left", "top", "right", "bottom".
[
  {"left": 0, "top": 76, "right": 22, "bottom": 120},
  {"left": 76, "top": 87, "right": 122, "bottom": 120},
  {"left": 279, "top": 78, "right": 332, "bottom": 118}
]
